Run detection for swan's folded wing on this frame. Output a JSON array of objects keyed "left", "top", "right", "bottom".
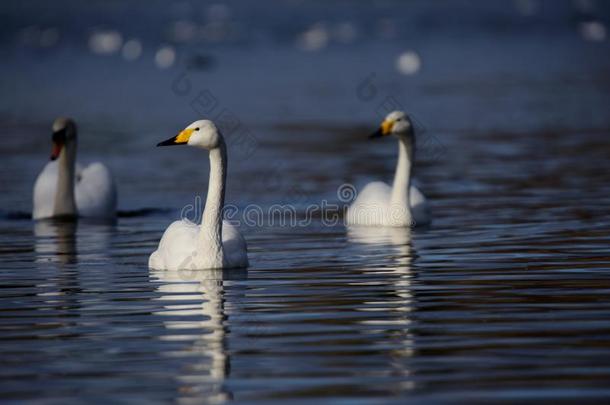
[
  {"left": 353, "top": 181, "right": 392, "bottom": 207},
  {"left": 150, "top": 220, "right": 200, "bottom": 270},
  {"left": 409, "top": 184, "right": 430, "bottom": 225},
  {"left": 346, "top": 181, "right": 392, "bottom": 226},
  {"left": 222, "top": 220, "right": 249, "bottom": 268},
  {"left": 33, "top": 162, "right": 58, "bottom": 219},
  {"left": 409, "top": 184, "right": 426, "bottom": 206},
  {"left": 75, "top": 162, "right": 117, "bottom": 218}
]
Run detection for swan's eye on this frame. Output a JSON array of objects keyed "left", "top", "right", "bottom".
[{"left": 195, "top": 128, "right": 200, "bottom": 131}]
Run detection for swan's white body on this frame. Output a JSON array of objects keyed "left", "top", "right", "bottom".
[
  {"left": 32, "top": 118, "right": 117, "bottom": 220},
  {"left": 33, "top": 161, "right": 116, "bottom": 219},
  {"left": 346, "top": 111, "right": 430, "bottom": 227},
  {"left": 149, "top": 218, "right": 248, "bottom": 270},
  {"left": 347, "top": 181, "right": 429, "bottom": 227},
  {"left": 149, "top": 120, "right": 248, "bottom": 271}
]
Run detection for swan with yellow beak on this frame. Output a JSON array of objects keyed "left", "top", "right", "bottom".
[
  {"left": 149, "top": 120, "right": 248, "bottom": 270},
  {"left": 346, "top": 111, "right": 430, "bottom": 227}
]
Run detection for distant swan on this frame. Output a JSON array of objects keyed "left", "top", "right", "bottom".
[
  {"left": 346, "top": 111, "right": 430, "bottom": 227},
  {"left": 32, "top": 117, "right": 117, "bottom": 220},
  {"left": 149, "top": 120, "right": 248, "bottom": 270}
]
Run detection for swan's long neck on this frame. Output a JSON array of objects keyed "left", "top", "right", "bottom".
[
  {"left": 390, "top": 136, "right": 414, "bottom": 215},
  {"left": 54, "top": 143, "right": 77, "bottom": 217},
  {"left": 199, "top": 140, "right": 227, "bottom": 257}
]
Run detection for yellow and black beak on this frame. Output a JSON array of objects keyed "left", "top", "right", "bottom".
[
  {"left": 157, "top": 128, "right": 194, "bottom": 147},
  {"left": 50, "top": 128, "right": 66, "bottom": 160},
  {"left": 369, "top": 119, "right": 394, "bottom": 139}
]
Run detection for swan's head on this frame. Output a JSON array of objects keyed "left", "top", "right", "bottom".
[
  {"left": 50, "top": 117, "right": 77, "bottom": 160},
  {"left": 369, "top": 111, "right": 414, "bottom": 140},
  {"left": 157, "top": 120, "right": 222, "bottom": 150}
]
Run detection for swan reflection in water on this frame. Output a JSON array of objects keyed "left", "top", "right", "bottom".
[
  {"left": 34, "top": 219, "right": 115, "bottom": 265},
  {"left": 347, "top": 225, "right": 416, "bottom": 390},
  {"left": 34, "top": 219, "right": 78, "bottom": 264},
  {"left": 151, "top": 267, "right": 247, "bottom": 403},
  {"left": 33, "top": 219, "right": 115, "bottom": 324}
]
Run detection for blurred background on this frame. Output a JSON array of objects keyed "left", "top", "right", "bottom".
[{"left": 1, "top": 0, "right": 609, "bottom": 213}]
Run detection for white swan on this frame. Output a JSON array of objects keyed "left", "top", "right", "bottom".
[
  {"left": 149, "top": 120, "right": 248, "bottom": 271},
  {"left": 32, "top": 117, "right": 117, "bottom": 220},
  {"left": 346, "top": 111, "right": 430, "bottom": 227}
]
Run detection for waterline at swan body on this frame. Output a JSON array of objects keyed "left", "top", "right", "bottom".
[
  {"left": 148, "top": 120, "right": 248, "bottom": 271},
  {"left": 346, "top": 111, "right": 430, "bottom": 227},
  {"left": 32, "top": 118, "right": 117, "bottom": 220}
]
